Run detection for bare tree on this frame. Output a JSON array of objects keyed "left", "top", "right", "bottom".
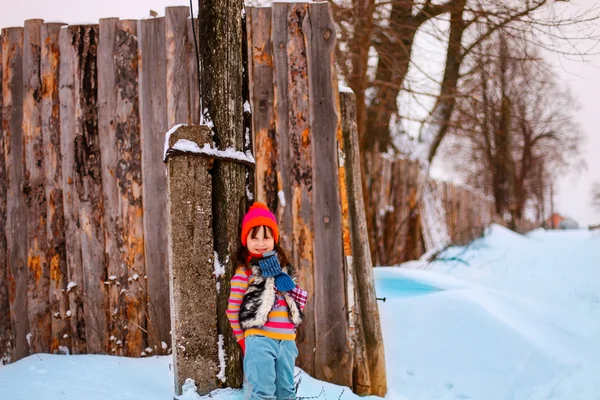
[
  {"left": 441, "top": 31, "right": 584, "bottom": 227},
  {"left": 332, "top": 0, "right": 599, "bottom": 166}
]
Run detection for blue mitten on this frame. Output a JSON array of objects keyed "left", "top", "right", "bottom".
[
  {"left": 258, "top": 251, "right": 282, "bottom": 277},
  {"left": 274, "top": 273, "right": 295, "bottom": 292}
]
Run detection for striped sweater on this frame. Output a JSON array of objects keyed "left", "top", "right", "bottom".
[{"left": 226, "top": 266, "right": 307, "bottom": 341}]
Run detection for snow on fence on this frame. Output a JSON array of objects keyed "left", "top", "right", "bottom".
[{"left": 0, "top": 8, "right": 199, "bottom": 364}]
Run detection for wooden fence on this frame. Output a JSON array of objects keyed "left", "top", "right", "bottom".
[
  {"left": 0, "top": 2, "right": 497, "bottom": 379},
  {"left": 0, "top": 7, "right": 200, "bottom": 363},
  {"left": 364, "top": 152, "right": 496, "bottom": 266}
]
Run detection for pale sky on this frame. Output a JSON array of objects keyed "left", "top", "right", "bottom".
[{"left": 1, "top": 0, "right": 599, "bottom": 226}]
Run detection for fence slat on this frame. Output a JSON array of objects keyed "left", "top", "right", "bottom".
[
  {"left": 59, "top": 25, "right": 108, "bottom": 354},
  {"left": 0, "top": 32, "right": 12, "bottom": 365},
  {"left": 58, "top": 26, "right": 85, "bottom": 355},
  {"left": 98, "top": 17, "right": 123, "bottom": 355},
  {"left": 272, "top": 2, "right": 317, "bottom": 375},
  {"left": 138, "top": 16, "right": 170, "bottom": 356},
  {"left": 247, "top": 7, "right": 278, "bottom": 212},
  {"left": 41, "top": 22, "right": 71, "bottom": 355},
  {"left": 166, "top": 6, "right": 192, "bottom": 126},
  {"left": 23, "top": 18, "right": 51, "bottom": 354},
  {"left": 187, "top": 17, "right": 200, "bottom": 124},
  {"left": 2, "top": 27, "right": 30, "bottom": 361},
  {"left": 116, "top": 19, "right": 146, "bottom": 357},
  {"left": 305, "top": 2, "right": 352, "bottom": 386}
]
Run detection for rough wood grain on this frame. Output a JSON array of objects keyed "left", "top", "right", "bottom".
[
  {"left": 199, "top": 0, "right": 246, "bottom": 388},
  {"left": 98, "top": 17, "right": 124, "bottom": 356},
  {"left": 304, "top": 2, "right": 352, "bottom": 386},
  {"left": 166, "top": 7, "right": 192, "bottom": 127},
  {"left": 2, "top": 27, "right": 30, "bottom": 361},
  {"left": 98, "top": 18, "right": 147, "bottom": 357},
  {"left": 340, "top": 91, "right": 387, "bottom": 396},
  {"left": 0, "top": 32, "right": 13, "bottom": 365},
  {"left": 40, "top": 22, "right": 71, "bottom": 355},
  {"left": 272, "top": 2, "right": 317, "bottom": 374},
  {"left": 166, "top": 125, "right": 218, "bottom": 395},
  {"left": 59, "top": 26, "right": 86, "bottom": 355},
  {"left": 138, "top": 16, "right": 170, "bottom": 356},
  {"left": 23, "top": 19, "right": 52, "bottom": 355}
]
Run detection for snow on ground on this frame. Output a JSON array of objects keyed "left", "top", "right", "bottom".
[
  {"left": 1, "top": 225, "right": 598, "bottom": 400},
  {"left": 375, "top": 224, "right": 600, "bottom": 400}
]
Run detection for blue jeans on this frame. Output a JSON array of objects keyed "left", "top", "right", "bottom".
[{"left": 244, "top": 335, "right": 298, "bottom": 400}]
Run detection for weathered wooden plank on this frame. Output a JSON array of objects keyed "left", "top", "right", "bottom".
[
  {"left": 247, "top": 7, "right": 277, "bottom": 211},
  {"left": 98, "top": 17, "right": 123, "bottom": 356},
  {"left": 72, "top": 25, "right": 107, "bottom": 355},
  {"left": 40, "top": 22, "right": 71, "bottom": 355},
  {"left": 23, "top": 18, "right": 51, "bottom": 354},
  {"left": 59, "top": 26, "right": 86, "bottom": 355},
  {"left": 187, "top": 17, "right": 200, "bottom": 125},
  {"left": 340, "top": 91, "right": 387, "bottom": 396},
  {"left": 166, "top": 6, "right": 192, "bottom": 126},
  {"left": 115, "top": 19, "right": 146, "bottom": 357},
  {"left": 272, "top": 2, "right": 317, "bottom": 374},
  {"left": 138, "top": 16, "right": 170, "bottom": 356},
  {"left": 59, "top": 25, "right": 108, "bottom": 354},
  {"left": 0, "top": 32, "right": 13, "bottom": 365},
  {"left": 2, "top": 27, "right": 30, "bottom": 361},
  {"left": 98, "top": 18, "right": 147, "bottom": 357},
  {"left": 166, "top": 125, "right": 218, "bottom": 395},
  {"left": 305, "top": 2, "right": 352, "bottom": 386}
]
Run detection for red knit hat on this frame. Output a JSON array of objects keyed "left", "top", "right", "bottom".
[{"left": 240, "top": 202, "right": 279, "bottom": 247}]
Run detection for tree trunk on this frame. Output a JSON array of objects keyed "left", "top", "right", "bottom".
[{"left": 198, "top": 0, "right": 246, "bottom": 388}]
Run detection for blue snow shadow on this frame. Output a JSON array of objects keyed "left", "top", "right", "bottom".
[{"left": 375, "top": 275, "right": 443, "bottom": 299}]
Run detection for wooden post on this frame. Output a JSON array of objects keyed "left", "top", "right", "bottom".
[
  {"left": 166, "top": 125, "right": 218, "bottom": 396},
  {"left": 40, "top": 22, "right": 71, "bottom": 355},
  {"left": 2, "top": 27, "right": 30, "bottom": 361},
  {"left": 59, "top": 25, "right": 108, "bottom": 355},
  {"left": 23, "top": 18, "right": 51, "bottom": 355},
  {"left": 199, "top": 0, "right": 246, "bottom": 388},
  {"left": 138, "top": 16, "right": 170, "bottom": 356},
  {"left": 304, "top": 2, "right": 352, "bottom": 386},
  {"left": 339, "top": 90, "right": 387, "bottom": 396},
  {"left": 0, "top": 31, "right": 12, "bottom": 365},
  {"left": 98, "top": 18, "right": 147, "bottom": 357}
]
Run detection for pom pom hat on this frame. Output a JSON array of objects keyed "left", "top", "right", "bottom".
[{"left": 240, "top": 202, "right": 279, "bottom": 247}]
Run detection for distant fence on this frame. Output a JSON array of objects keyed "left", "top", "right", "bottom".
[
  {"left": 364, "top": 153, "right": 496, "bottom": 266},
  {"left": 0, "top": 7, "right": 200, "bottom": 364}
]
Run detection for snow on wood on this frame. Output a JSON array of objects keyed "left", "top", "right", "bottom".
[
  {"left": 243, "top": 100, "right": 251, "bottom": 113},
  {"left": 278, "top": 191, "right": 286, "bottom": 208},
  {"left": 66, "top": 282, "right": 77, "bottom": 292},
  {"left": 163, "top": 124, "right": 188, "bottom": 161},
  {"left": 216, "top": 334, "right": 226, "bottom": 382},
  {"left": 167, "top": 139, "right": 256, "bottom": 167},
  {"left": 338, "top": 84, "right": 354, "bottom": 93}
]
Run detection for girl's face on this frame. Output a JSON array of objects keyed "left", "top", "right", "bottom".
[{"left": 246, "top": 226, "right": 275, "bottom": 255}]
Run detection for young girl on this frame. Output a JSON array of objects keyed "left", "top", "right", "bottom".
[{"left": 226, "top": 202, "right": 308, "bottom": 400}]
